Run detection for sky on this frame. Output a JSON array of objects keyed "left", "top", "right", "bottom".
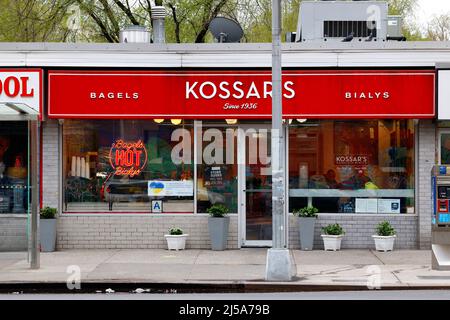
[{"left": 416, "top": 0, "right": 450, "bottom": 28}]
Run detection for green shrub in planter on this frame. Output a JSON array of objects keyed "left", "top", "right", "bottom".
[
  {"left": 207, "top": 204, "right": 230, "bottom": 250},
  {"left": 40, "top": 207, "right": 57, "bottom": 219},
  {"left": 373, "top": 221, "right": 396, "bottom": 252},
  {"left": 39, "top": 207, "right": 57, "bottom": 252},
  {"left": 293, "top": 206, "right": 318, "bottom": 218},
  {"left": 169, "top": 227, "right": 183, "bottom": 235},
  {"left": 375, "top": 221, "right": 396, "bottom": 236},
  {"left": 322, "top": 223, "right": 345, "bottom": 235},
  {"left": 321, "top": 223, "right": 345, "bottom": 251},
  {"left": 165, "top": 227, "right": 188, "bottom": 250},
  {"left": 293, "top": 206, "right": 318, "bottom": 250},
  {"left": 206, "top": 204, "right": 229, "bottom": 217}
]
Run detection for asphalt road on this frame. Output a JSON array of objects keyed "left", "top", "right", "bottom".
[{"left": 1, "top": 290, "right": 450, "bottom": 300}]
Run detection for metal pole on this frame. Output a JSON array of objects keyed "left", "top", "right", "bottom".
[
  {"left": 30, "top": 120, "right": 40, "bottom": 269},
  {"left": 271, "top": 0, "right": 284, "bottom": 250},
  {"left": 265, "top": 0, "right": 293, "bottom": 281}
]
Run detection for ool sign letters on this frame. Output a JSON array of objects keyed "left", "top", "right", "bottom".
[{"left": 0, "top": 69, "right": 42, "bottom": 114}]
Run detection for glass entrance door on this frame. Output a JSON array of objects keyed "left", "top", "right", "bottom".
[{"left": 240, "top": 125, "right": 272, "bottom": 247}]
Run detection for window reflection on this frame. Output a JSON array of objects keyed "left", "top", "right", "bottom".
[
  {"left": 289, "top": 120, "right": 415, "bottom": 214},
  {"left": 63, "top": 120, "right": 194, "bottom": 213}
]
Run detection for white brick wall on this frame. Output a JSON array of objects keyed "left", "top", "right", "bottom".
[
  {"left": 288, "top": 214, "right": 418, "bottom": 250},
  {"left": 39, "top": 119, "right": 435, "bottom": 250},
  {"left": 42, "top": 120, "right": 59, "bottom": 210},
  {"left": 57, "top": 215, "right": 239, "bottom": 249},
  {"left": 418, "top": 120, "right": 435, "bottom": 249},
  {"left": 0, "top": 217, "right": 27, "bottom": 251}
]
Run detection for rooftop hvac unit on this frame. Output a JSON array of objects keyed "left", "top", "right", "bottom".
[
  {"left": 387, "top": 15, "right": 403, "bottom": 38},
  {"left": 295, "top": 1, "right": 389, "bottom": 42}
]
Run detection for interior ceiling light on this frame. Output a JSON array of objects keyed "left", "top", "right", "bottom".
[
  {"left": 225, "top": 119, "right": 238, "bottom": 125},
  {"left": 153, "top": 119, "right": 164, "bottom": 123},
  {"left": 171, "top": 119, "right": 182, "bottom": 125},
  {"left": 296, "top": 119, "right": 307, "bottom": 123}
]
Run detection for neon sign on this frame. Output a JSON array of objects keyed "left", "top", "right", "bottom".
[{"left": 109, "top": 139, "right": 147, "bottom": 177}]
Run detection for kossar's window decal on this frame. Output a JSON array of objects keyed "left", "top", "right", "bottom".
[{"left": 48, "top": 70, "right": 435, "bottom": 119}]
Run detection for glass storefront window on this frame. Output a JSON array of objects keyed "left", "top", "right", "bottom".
[
  {"left": 0, "top": 121, "right": 29, "bottom": 214},
  {"left": 440, "top": 132, "right": 450, "bottom": 165},
  {"left": 289, "top": 120, "right": 415, "bottom": 214},
  {"left": 63, "top": 120, "right": 194, "bottom": 213},
  {"left": 196, "top": 125, "right": 238, "bottom": 213}
]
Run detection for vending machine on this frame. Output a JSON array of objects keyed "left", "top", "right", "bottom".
[{"left": 431, "top": 166, "right": 450, "bottom": 270}]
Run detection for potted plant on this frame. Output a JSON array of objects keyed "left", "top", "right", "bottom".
[
  {"left": 206, "top": 204, "right": 229, "bottom": 251},
  {"left": 321, "top": 223, "right": 345, "bottom": 251},
  {"left": 372, "top": 221, "right": 396, "bottom": 252},
  {"left": 40, "top": 206, "right": 57, "bottom": 252},
  {"left": 293, "top": 206, "right": 318, "bottom": 250},
  {"left": 164, "top": 227, "right": 189, "bottom": 251}
]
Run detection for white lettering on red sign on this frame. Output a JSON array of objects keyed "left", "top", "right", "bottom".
[
  {"left": 185, "top": 81, "right": 296, "bottom": 100},
  {"left": 344, "top": 91, "right": 390, "bottom": 99},
  {"left": 90, "top": 92, "right": 139, "bottom": 100}
]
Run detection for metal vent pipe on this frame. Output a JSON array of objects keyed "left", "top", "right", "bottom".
[{"left": 151, "top": 6, "right": 166, "bottom": 44}]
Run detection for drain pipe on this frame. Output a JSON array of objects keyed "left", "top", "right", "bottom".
[{"left": 151, "top": 5, "right": 166, "bottom": 44}]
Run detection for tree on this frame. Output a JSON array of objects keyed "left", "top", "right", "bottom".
[
  {"left": 235, "top": 0, "right": 300, "bottom": 43},
  {"left": 165, "top": 0, "right": 234, "bottom": 43},
  {"left": 56, "top": 0, "right": 237, "bottom": 43},
  {"left": 0, "top": 0, "right": 72, "bottom": 42},
  {"left": 426, "top": 14, "right": 450, "bottom": 41},
  {"left": 387, "top": 0, "right": 417, "bottom": 16},
  {"left": 386, "top": 0, "right": 430, "bottom": 41},
  {"left": 0, "top": 0, "right": 434, "bottom": 43}
]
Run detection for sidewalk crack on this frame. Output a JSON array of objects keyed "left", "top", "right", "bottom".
[
  {"left": 186, "top": 250, "right": 201, "bottom": 281},
  {"left": 369, "top": 250, "right": 385, "bottom": 265},
  {"left": 369, "top": 250, "right": 403, "bottom": 285},
  {"left": 85, "top": 249, "right": 121, "bottom": 280}
]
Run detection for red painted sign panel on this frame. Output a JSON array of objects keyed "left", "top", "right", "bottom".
[{"left": 48, "top": 70, "right": 435, "bottom": 119}]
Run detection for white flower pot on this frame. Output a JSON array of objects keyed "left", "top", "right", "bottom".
[
  {"left": 372, "top": 235, "right": 396, "bottom": 252},
  {"left": 321, "top": 235, "right": 344, "bottom": 251},
  {"left": 164, "top": 234, "right": 189, "bottom": 251}
]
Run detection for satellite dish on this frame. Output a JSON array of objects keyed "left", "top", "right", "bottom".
[{"left": 209, "top": 17, "right": 243, "bottom": 43}]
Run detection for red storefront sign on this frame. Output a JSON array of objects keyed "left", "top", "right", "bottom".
[{"left": 48, "top": 70, "right": 435, "bottom": 119}]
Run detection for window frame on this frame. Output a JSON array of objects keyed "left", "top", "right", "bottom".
[
  {"left": 287, "top": 119, "right": 418, "bottom": 216},
  {"left": 438, "top": 128, "right": 450, "bottom": 165},
  {"left": 60, "top": 119, "right": 196, "bottom": 216}
]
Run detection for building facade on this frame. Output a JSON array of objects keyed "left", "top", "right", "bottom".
[{"left": 0, "top": 42, "right": 448, "bottom": 251}]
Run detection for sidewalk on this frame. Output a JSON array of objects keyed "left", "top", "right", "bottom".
[{"left": 1, "top": 249, "right": 450, "bottom": 291}]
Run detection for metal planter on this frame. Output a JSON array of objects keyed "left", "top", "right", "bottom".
[
  {"left": 208, "top": 216, "right": 230, "bottom": 251},
  {"left": 298, "top": 217, "right": 316, "bottom": 250},
  {"left": 40, "top": 219, "right": 57, "bottom": 252}
]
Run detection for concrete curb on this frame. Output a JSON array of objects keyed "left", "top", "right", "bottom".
[{"left": 1, "top": 281, "right": 450, "bottom": 294}]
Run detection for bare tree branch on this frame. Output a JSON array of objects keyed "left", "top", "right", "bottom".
[
  {"left": 195, "top": 0, "right": 229, "bottom": 43},
  {"left": 112, "top": 0, "right": 140, "bottom": 25},
  {"left": 168, "top": 3, "right": 181, "bottom": 43}
]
